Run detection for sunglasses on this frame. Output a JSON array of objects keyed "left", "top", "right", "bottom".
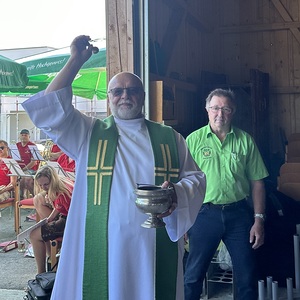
[
  {"left": 108, "top": 87, "right": 142, "bottom": 97},
  {"left": 0, "top": 146, "right": 7, "bottom": 150}
]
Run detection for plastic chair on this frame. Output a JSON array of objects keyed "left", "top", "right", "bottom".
[
  {"left": 278, "top": 163, "right": 300, "bottom": 201},
  {"left": 279, "top": 163, "right": 300, "bottom": 174},
  {"left": 279, "top": 183, "right": 300, "bottom": 201}
]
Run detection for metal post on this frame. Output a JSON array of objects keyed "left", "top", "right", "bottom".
[
  {"left": 294, "top": 235, "right": 300, "bottom": 290},
  {"left": 267, "top": 276, "right": 273, "bottom": 299},
  {"left": 287, "top": 277, "right": 293, "bottom": 300},
  {"left": 16, "top": 97, "right": 19, "bottom": 139},
  {"left": 272, "top": 281, "right": 278, "bottom": 300},
  {"left": 258, "top": 280, "right": 265, "bottom": 300},
  {"left": 143, "top": 0, "right": 149, "bottom": 120}
]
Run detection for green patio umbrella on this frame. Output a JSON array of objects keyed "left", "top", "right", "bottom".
[
  {"left": 0, "top": 55, "right": 29, "bottom": 92},
  {"left": 6, "top": 49, "right": 107, "bottom": 100}
]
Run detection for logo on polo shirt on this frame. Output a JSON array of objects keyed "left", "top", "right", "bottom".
[{"left": 201, "top": 147, "right": 212, "bottom": 158}]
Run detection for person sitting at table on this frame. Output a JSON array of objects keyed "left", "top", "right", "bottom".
[
  {"left": 16, "top": 129, "right": 39, "bottom": 198},
  {"left": 57, "top": 152, "right": 75, "bottom": 174},
  {"left": 30, "top": 165, "right": 74, "bottom": 274},
  {"left": 16, "top": 129, "right": 39, "bottom": 174},
  {"left": 0, "top": 140, "right": 16, "bottom": 202},
  {"left": 49, "top": 143, "right": 63, "bottom": 162}
]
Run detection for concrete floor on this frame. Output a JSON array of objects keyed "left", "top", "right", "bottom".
[
  {"left": 0, "top": 205, "right": 298, "bottom": 300},
  {"left": 0, "top": 206, "right": 235, "bottom": 300},
  {"left": 0, "top": 289, "right": 25, "bottom": 300},
  {"left": 0, "top": 206, "right": 36, "bottom": 299}
]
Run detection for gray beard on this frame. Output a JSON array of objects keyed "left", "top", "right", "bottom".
[{"left": 110, "top": 105, "right": 142, "bottom": 120}]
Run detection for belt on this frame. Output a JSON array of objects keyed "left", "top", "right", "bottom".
[{"left": 204, "top": 199, "right": 247, "bottom": 210}]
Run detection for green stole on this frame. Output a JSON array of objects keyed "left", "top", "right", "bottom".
[{"left": 83, "top": 115, "right": 180, "bottom": 300}]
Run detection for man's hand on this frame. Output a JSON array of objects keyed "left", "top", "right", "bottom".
[
  {"left": 249, "top": 219, "right": 265, "bottom": 249},
  {"left": 45, "top": 35, "right": 99, "bottom": 94},
  {"left": 70, "top": 35, "right": 99, "bottom": 65},
  {"left": 157, "top": 181, "right": 177, "bottom": 218}
]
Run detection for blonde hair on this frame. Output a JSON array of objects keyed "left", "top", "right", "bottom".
[{"left": 34, "top": 165, "right": 73, "bottom": 204}]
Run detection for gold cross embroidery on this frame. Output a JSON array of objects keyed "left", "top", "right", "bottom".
[
  {"left": 87, "top": 140, "right": 113, "bottom": 205},
  {"left": 155, "top": 144, "right": 179, "bottom": 181}
]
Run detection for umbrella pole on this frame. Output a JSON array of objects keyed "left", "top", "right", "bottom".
[
  {"left": 16, "top": 98, "right": 19, "bottom": 140},
  {"left": 74, "top": 95, "right": 77, "bottom": 109},
  {"left": 92, "top": 95, "right": 97, "bottom": 117}
]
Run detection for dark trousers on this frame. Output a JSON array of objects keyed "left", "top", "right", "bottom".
[{"left": 184, "top": 200, "right": 258, "bottom": 300}]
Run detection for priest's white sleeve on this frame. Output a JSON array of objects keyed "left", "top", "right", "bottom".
[
  {"left": 22, "top": 86, "right": 94, "bottom": 160},
  {"left": 164, "top": 132, "right": 206, "bottom": 241}
]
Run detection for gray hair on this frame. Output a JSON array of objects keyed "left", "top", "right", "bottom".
[{"left": 205, "top": 88, "right": 236, "bottom": 110}]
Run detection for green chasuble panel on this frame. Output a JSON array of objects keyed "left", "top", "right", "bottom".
[
  {"left": 146, "top": 119, "right": 180, "bottom": 300},
  {"left": 83, "top": 116, "right": 180, "bottom": 300}
]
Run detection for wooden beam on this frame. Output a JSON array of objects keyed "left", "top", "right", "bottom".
[
  {"left": 149, "top": 73, "right": 197, "bottom": 93},
  {"left": 161, "top": 7, "right": 185, "bottom": 76},
  {"left": 218, "top": 21, "right": 300, "bottom": 34},
  {"left": 106, "top": 0, "right": 134, "bottom": 81},
  {"left": 271, "top": 0, "right": 293, "bottom": 20},
  {"left": 177, "top": 0, "right": 210, "bottom": 33},
  {"left": 159, "top": 0, "right": 211, "bottom": 75},
  {"left": 270, "top": 86, "right": 300, "bottom": 94},
  {"left": 160, "top": 0, "right": 210, "bottom": 32},
  {"left": 270, "top": 0, "right": 300, "bottom": 44}
]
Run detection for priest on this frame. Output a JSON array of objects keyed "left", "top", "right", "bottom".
[{"left": 22, "top": 35, "right": 206, "bottom": 300}]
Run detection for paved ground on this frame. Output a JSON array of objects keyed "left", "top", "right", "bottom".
[
  {"left": 0, "top": 205, "right": 297, "bottom": 300},
  {"left": 0, "top": 289, "right": 25, "bottom": 300},
  {"left": 0, "top": 205, "right": 36, "bottom": 299},
  {"left": 0, "top": 205, "right": 235, "bottom": 300}
]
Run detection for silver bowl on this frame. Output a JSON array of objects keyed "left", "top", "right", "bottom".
[{"left": 134, "top": 185, "right": 174, "bottom": 228}]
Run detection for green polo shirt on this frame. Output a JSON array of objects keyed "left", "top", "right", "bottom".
[{"left": 186, "top": 124, "right": 269, "bottom": 204}]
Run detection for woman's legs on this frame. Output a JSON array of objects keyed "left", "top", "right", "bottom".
[
  {"left": 33, "top": 193, "right": 52, "bottom": 219},
  {"left": 30, "top": 227, "right": 49, "bottom": 274},
  {"left": 31, "top": 193, "right": 52, "bottom": 273}
]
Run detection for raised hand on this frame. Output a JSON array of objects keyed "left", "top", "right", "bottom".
[
  {"left": 45, "top": 35, "right": 99, "bottom": 93},
  {"left": 70, "top": 35, "right": 99, "bottom": 65}
]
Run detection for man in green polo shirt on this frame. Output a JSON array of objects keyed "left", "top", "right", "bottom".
[{"left": 184, "top": 88, "right": 269, "bottom": 300}]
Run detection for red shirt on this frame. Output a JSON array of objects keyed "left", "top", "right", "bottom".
[
  {"left": 57, "top": 153, "right": 75, "bottom": 173},
  {"left": 53, "top": 184, "right": 73, "bottom": 216},
  {"left": 50, "top": 144, "right": 61, "bottom": 162},
  {"left": 0, "top": 157, "right": 12, "bottom": 186},
  {"left": 16, "top": 141, "right": 38, "bottom": 170},
  {"left": 51, "top": 145, "right": 61, "bottom": 153}
]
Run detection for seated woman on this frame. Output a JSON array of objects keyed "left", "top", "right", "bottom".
[
  {"left": 30, "top": 165, "right": 74, "bottom": 274},
  {"left": 49, "top": 143, "right": 63, "bottom": 162},
  {"left": 0, "top": 140, "right": 16, "bottom": 201}
]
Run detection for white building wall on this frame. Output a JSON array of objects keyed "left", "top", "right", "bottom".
[{"left": 0, "top": 95, "right": 107, "bottom": 144}]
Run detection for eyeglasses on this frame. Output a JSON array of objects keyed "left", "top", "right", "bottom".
[
  {"left": 108, "top": 87, "right": 142, "bottom": 97},
  {"left": 208, "top": 106, "right": 233, "bottom": 115},
  {"left": 0, "top": 146, "right": 7, "bottom": 150}
]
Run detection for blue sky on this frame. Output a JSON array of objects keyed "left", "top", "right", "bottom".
[{"left": 1, "top": 0, "right": 106, "bottom": 50}]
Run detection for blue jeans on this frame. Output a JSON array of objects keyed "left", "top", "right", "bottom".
[{"left": 184, "top": 200, "right": 259, "bottom": 300}]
